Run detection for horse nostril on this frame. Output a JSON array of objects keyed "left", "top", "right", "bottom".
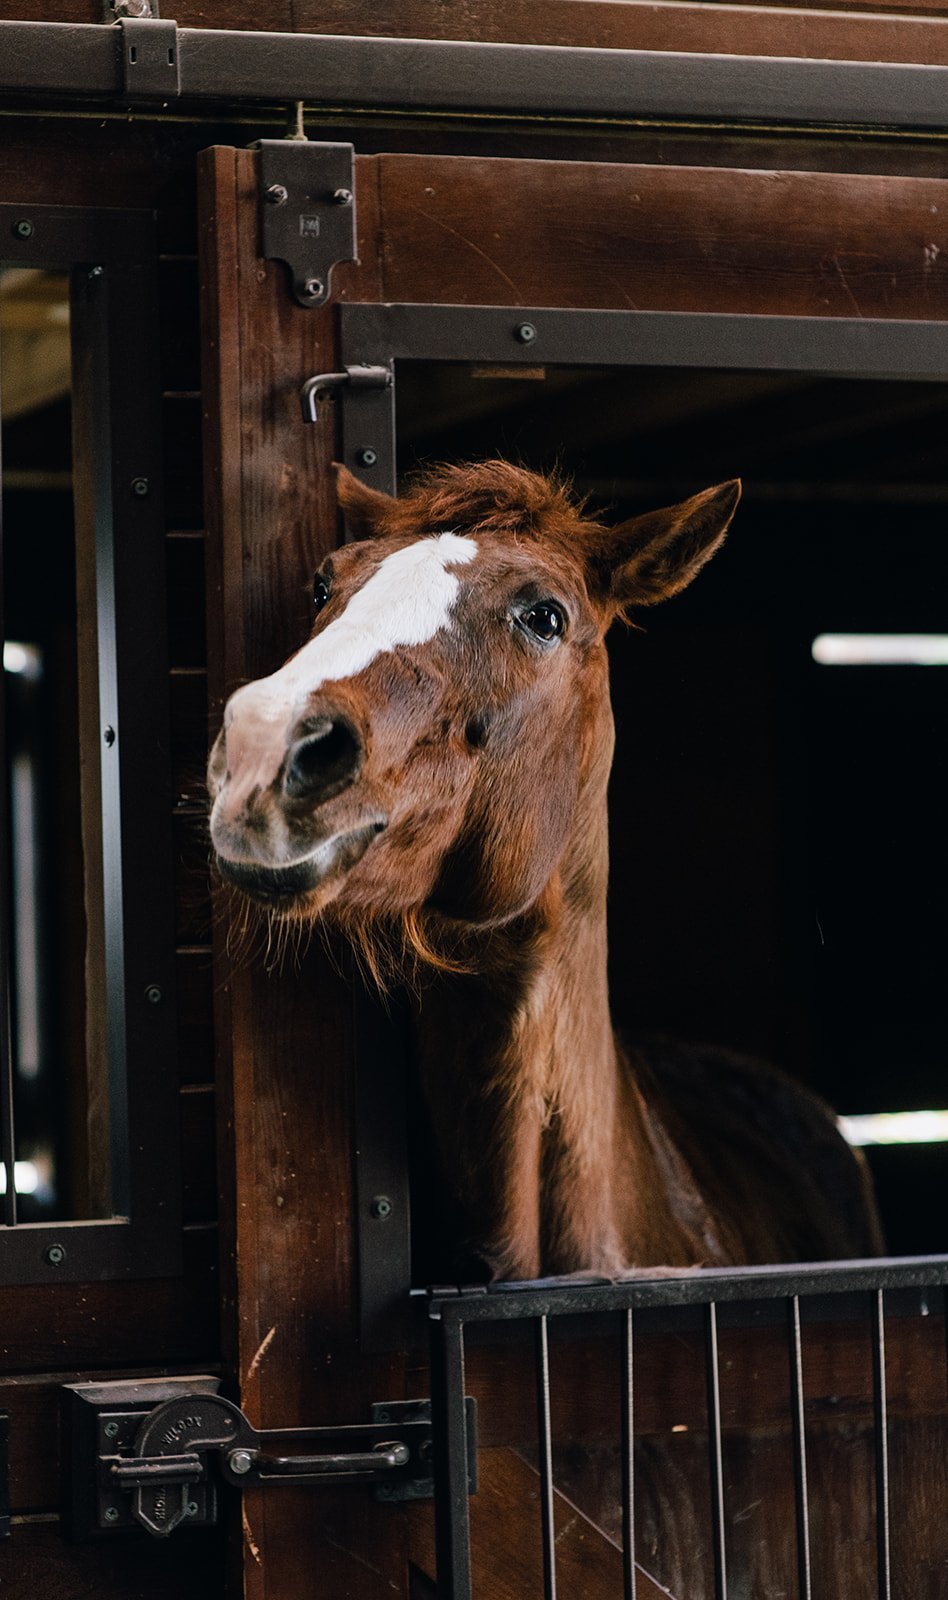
[{"left": 284, "top": 715, "right": 363, "bottom": 803}]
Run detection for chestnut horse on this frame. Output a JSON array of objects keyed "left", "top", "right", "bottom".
[{"left": 209, "top": 459, "right": 880, "bottom": 1282}]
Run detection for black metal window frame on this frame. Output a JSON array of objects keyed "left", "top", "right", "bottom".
[
  {"left": 0, "top": 204, "right": 182, "bottom": 1284},
  {"left": 333, "top": 301, "right": 948, "bottom": 1348},
  {"left": 3, "top": 20, "right": 948, "bottom": 136},
  {"left": 428, "top": 1256, "right": 948, "bottom": 1600}
]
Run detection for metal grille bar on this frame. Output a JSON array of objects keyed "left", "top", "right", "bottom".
[
  {"left": 787, "top": 1296, "right": 812, "bottom": 1600},
  {"left": 705, "top": 1302, "right": 728, "bottom": 1600},
  {"left": 872, "top": 1289, "right": 891, "bottom": 1600},
  {"left": 0, "top": 387, "right": 15, "bottom": 1227},
  {"left": 620, "top": 1310, "right": 635, "bottom": 1600},
  {"left": 431, "top": 1311, "right": 473, "bottom": 1600},
  {"left": 535, "top": 1316, "right": 557, "bottom": 1600}
]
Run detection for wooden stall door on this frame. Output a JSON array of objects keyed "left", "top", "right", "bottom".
[
  {"left": 198, "top": 140, "right": 948, "bottom": 1599},
  {"left": 198, "top": 144, "right": 415, "bottom": 1600}
]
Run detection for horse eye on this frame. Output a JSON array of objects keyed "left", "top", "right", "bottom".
[
  {"left": 520, "top": 601, "right": 565, "bottom": 643},
  {"left": 312, "top": 574, "right": 331, "bottom": 613}
]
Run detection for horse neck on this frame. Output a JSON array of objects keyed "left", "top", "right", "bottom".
[{"left": 412, "top": 768, "right": 707, "bottom": 1279}]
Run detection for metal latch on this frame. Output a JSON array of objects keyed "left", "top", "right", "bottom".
[
  {"left": 117, "top": 16, "right": 179, "bottom": 100},
  {"left": 255, "top": 140, "right": 357, "bottom": 308},
  {"left": 64, "top": 1378, "right": 476, "bottom": 1540},
  {"left": 300, "top": 364, "right": 393, "bottom": 422}
]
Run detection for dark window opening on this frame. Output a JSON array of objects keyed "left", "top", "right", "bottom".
[{"left": 395, "top": 361, "right": 948, "bottom": 1263}]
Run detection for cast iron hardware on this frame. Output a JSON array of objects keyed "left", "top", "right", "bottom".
[
  {"left": 256, "top": 141, "right": 356, "bottom": 309},
  {"left": 117, "top": 16, "right": 179, "bottom": 100},
  {"left": 64, "top": 1378, "right": 476, "bottom": 1539},
  {"left": 300, "top": 364, "right": 393, "bottom": 422},
  {"left": 6, "top": 23, "right": 948, "bottom": 133}
]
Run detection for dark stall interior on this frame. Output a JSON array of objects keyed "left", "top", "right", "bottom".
[{"left": 396, "top": 362, "right": 948, "bottom": 1259}]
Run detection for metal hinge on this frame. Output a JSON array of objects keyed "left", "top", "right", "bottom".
[
  {"left": 255, "top": 140, "right": 357, "bottom": 308},
  {"left": 63, "top": 1378, "right": 476, "bottom": 1540},
  {"left": 117, "top": 16, "right": 179, "bottom": 100}
]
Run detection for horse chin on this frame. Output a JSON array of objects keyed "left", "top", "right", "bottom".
[{"left": 215, "top": 824, "right": 380, "bottom": 916}]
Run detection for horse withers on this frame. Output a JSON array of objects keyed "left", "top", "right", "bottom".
[{"left": 208, "top": 459, "right": 881, "bottom": 1281}]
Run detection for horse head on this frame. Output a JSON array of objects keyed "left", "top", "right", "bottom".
[{"left": 208, "top": 460, "right": 740, "bottom": 954}]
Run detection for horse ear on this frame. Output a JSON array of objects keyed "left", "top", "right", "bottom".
[
  {"left": 334, "top": 463, "right": 398, "bottom": 539},
  {"left": 596, "top": 480, "right": 741, "bottom": 610}
]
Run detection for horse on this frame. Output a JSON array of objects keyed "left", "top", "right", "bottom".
[{"left": 208, "top": 458, "right": 881, "bottom": 1282}]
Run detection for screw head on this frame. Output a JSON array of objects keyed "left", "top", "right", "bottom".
[
  {"left": 13, "top": 219, "right": 33, "bottom": 240},
  {"left": 370, "top": 1195, "right": 393, "bottom": 1220},
  {"left": 103, "top": 1505, "right": 120, "bottom": 1524},
  {"left": 514, "top": 322, "right": 538, "bottom": 345},
  {"left": 130, "top": 476, "right": 149, "bottom": 497},
  {"left": 357, "top": 447, "right": 378, "bottom": 468},
  {"left": 303, "top": 277, "right": 325, "bottom": 299},
  {"left": 265, "top": 183, "right": 288, "bottom": 205},
  {"left": 103, "top": 726, "right": 116, "bottom": 747},
  {"left": 144, "top": 984, "right": 162, "bottom": 1005},
  {"left": 228, "top": 1448, "right": 254, "bottom": 1476},
  {"left": 45, "top": 1243, "right": 66, "bottom": 1266},
  {"left": 103, "top": 1420, "right": 120, "bottom": 1440},
  {"left": 333, "top": 187, "right": 353, "bottom": 206},
  {"left": 185, "top": 1500, "right": 199, "bottom": 1517}
]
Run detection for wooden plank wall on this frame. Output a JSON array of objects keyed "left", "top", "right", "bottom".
[{"left": 6, "top": 0, "right": 948, "bottom": 65}]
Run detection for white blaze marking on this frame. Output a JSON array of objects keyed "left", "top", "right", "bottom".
[{"left": 228, "top": 533, "right": 477, "bottom": 732}]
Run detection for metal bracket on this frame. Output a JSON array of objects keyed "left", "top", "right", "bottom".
[
  {"left": 117, "top": 17, "right": 179, "bottom": 100},
  {"left": 255, "top": 141, "right": 357, "bottom": 309},
  {"left": 64, "top": 1380, "right": 476, "bottom": 1539}
]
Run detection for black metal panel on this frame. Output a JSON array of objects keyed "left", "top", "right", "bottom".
[
  {"left": 432, "top": 1255, "right": 948, "bottom": 1322},
  {"left": 340, "top": 303, "right": 948, "bottom": 382},
  {"left": 0, "top": 204, "right": 182, "bottom": 1284},
  {"left": 354, "top": 984, "right": 412, "bottom": 1352},
  {"left": 4, "top": 21, "right": 948, "bottom": 133}
]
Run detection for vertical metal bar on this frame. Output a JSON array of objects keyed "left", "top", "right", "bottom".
[
  {"left": 431, "top": 1309, "right": 472, "bottom": 1600},
  {"left": 620, "top": 1308, "right": 636, "bottom": 1600},
  {"left": 705, "top": 1301, "right": 728, "bottom": 1600},
  {"left": 871, "top": 1288, "right": 892, "bottom": 1600},
  {"left": 0, "top": 322, "right": 18, "bottom": 1228},
  {"left": 787, "top": 1296, "right": 812, "bottom": 1600},
  {"left": 535, "top": 1315, "right": 557, "bottom": 1600}
]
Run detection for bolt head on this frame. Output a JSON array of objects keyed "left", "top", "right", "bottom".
[
  {"left": 103, "top": 1506, "right": 120, "bottom": 1524},
  {"left": 357, "top": 448, "right": 378, "bottom": 468},
  {"left": 265, "top": 183, "right": 289, "bottom": 205},
  {"left": 45, "top": 1243, "right": 66, "bottom": 1266},
  {"left": 130, "top": 476, "right": 149, "bottom": 497},
  {"left": 370, "top": 1195, "right": 393, "bottom": 1220},
  {"left": 228, "top": 1448, "right": 254, "bottom": 1476},
  {"left": 13, "top": 220, "right": 33, "bottom": 240},
  {"left": 514, "top": 322, "right": 538, "bottom": 345},
  {"left": 333, "top": 188, "right": 353, "bottom": 206},
  {"left": 303, "top": 277, "right": 325, "bottom": 299},
  {"left": 103, "top": 1420, "right": 120, "bottom": 1440}
]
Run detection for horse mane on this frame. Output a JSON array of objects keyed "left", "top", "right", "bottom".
[{"left": 374, "top": 458, "right": 597, "bottom": 543}]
